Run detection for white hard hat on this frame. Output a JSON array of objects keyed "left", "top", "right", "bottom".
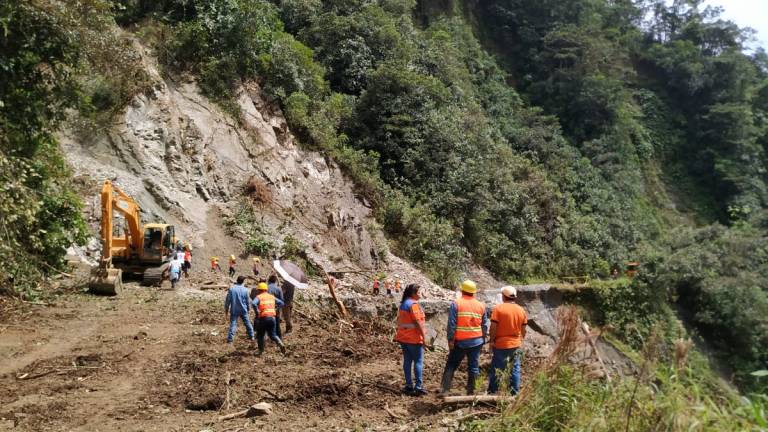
[{"left": 501, "top": 285, "right": 517, "bottom": 298}]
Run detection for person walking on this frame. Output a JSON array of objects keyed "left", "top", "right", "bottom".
[
  {"left": 395, "top": 284, "right": 429, "bottom": 396},
  {"left": 228, "top": 255, "right": 237, "bottom": 278},
  {"left": 211, "top": 256, "right": 221, "bottom": 273},
  {"left": 252, "top": 282, "right": 286, "bottom": 355},
  {"left": 266, "top": 275, "right": 284, "bottom": 337},
  {"left": 385, "top": 278, "right": 393, "bottom": 297},
  {"left": 225, "top": 275, "right": 255, "bottom": 345},
  {"left": 281, "top": 281, "right": 295, "bottom": 334},
  {"left": 183, "top": 247, "right": 192, "bottom": 278},
  {"left": 169, "top": 256, "right": 183, "bottom": 289},
  {"left": 487, "top": 286, "right": 527, "bottom": 395},
  {"left": 394, "top": 276, "right": 402, "bottom": 293},
  {"left": 372, "top": 278, "right": 380, "bottom": 295},
  {"left": 439, "top": 280, "right": 489, "bottom": 395}
]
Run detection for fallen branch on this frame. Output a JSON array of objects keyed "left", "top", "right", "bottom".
[
  {"left": 218, "top": 403, "right": 273, "bottom": 421},
  {"left": 261, "top": 388, "right": 288, "bottom": 402},
  {"left": 581, "top": 323, "right": 611, "bottom": 383},
  {"left": 455, "top": 410, "right": 498, "bottom": 423},
  {"left": 442, "top": 395, "right": 512, "bottom": 405},
  {"left": 199, "top": 284, "right": 229, "bottom": 290},
  {"left": 322, "top": 271, "right": 348, "bottom": 319},
  {"left": 384, "top": 403, "right": 404, "bottom": 420}
]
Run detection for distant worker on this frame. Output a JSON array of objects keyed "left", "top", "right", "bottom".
[
  {"left": 252, "top": 257, "right": 261, "bottom": 276},
  {"left": 394, "top": 276, "right": 402, "bottom": 293},
  {"left": 440, "top": 280, "right": 488, "bottom": 395},
  {"left": 175, "top": 246, "right": 185, "bottom": 262},
  {"left": 252, "top": 282, "right": 286, "bottom": 355},
  {"left": 224, "top": 275, "right": 255, "bottom": 345},
  {"left": 395, "top": 284, "right": 429, "bottom": 396},
  {"left": 183, "top": 247, "right": 192, "bottom": 278},
  {"left": 169, "top": 256, "right": 183, "bottom": 289},
  {"left": 211, "top": 256, "right": 221, "bottom": 273},
  {"left": 385, "top": 278, "right": 393, "bottom": 297},
  {"left": 487, "top": 286, "right": 527, "bottom": 395},
  {"left": 372, "top": 278, "right": 380, "bottom": 295},
  {"left": 229, "top": 255, "right": 237, "bottom": 278}
]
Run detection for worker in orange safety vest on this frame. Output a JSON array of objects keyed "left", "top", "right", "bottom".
[
  {"left": 439, "top": 280, "right": 489, "bottom": 395},
  {"left": 251, "top": 282, "right": 286, "bottom": 355},
  {"left": 395, "top": 283, "right": 431, "bottom": 395}
]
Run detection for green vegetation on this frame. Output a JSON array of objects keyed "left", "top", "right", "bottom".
[{"left": 4, "top": 0, "right": 767, "bottom": 417}]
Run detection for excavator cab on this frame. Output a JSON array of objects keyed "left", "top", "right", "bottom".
[{"left": 142, "top": 224, "right": 174, "bottom": 262}]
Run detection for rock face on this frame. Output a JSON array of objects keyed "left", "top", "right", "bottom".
[{"left": 59, "top": 38, "right": 443, "bottom": 296}]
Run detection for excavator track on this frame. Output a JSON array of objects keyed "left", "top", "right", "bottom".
[{"left": 141, "top": 264, "right": 168, "bottom": 287}]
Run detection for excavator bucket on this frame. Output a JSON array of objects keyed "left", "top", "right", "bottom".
[{"left": 89, "top": 267, "right": 123, "bottom": 296}]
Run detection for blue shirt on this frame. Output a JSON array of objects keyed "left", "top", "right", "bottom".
[
  {"left": 268, "top": 283, "right": 283, "bottom": 302},
  {"left": 225, "top": 284, "right": 251, "bottom": 316},
  {"left": 447, "top": 298, "right": 490, "bottom": 348},
  {"left": 400, "top": 298, "right": 417, "bottom": 313},
  {"left": 252, "top": 295, "right": 285, "bottom": 319}
]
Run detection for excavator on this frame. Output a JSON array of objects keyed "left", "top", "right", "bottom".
[{"left": 89, "top": 180, "right": 177, "bottom": 295}]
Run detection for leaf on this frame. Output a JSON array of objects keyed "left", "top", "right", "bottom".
[{"left": 750, "top": 370, "right": 768, "bottom": 377}]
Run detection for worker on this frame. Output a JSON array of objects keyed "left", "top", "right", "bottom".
[
  {"left": 211, "top": 256, "right": 221, "bottom": 273},
  {"left": 282, "top": 281, "right": 295, "bottom": 334},
  {"left": 175, "top": 246, "right": 185, "bottom": 262},
  {"left": 252, "top": 257, "right": 261, "bottom": 276},
  {"left": 264, "top": 275, "right": 284, "bottom": 337},
  {"left": 385, "top": 278, "right": 393, "bottom": 297},
  {"left": 487, "top": 286, "right": 527, "bottom": 395},
  {"left": 183, "top": 247, "right": 192, "bottom": 278},
  {"left": 372, "top": 278, "right": 380, "bottom": 295},
  {"left": 395, "top": 284, "right": 429, "bottom": 396},
  {"left": 228, "top": 255, "right": 237, "bottom": 278},
  {"left": 224, "top": 275, "right": 255, "bottom": 345},
  {"left": 439, "top": 280, "right": 489, "bottom": 395},
  {"left": 169, "top": 256, "right": 183, "bottom": 289},
  {"left": 252, "top": 282, "right": 286, "bottom": 355},
  {"left": 394, "top": 276, "right": 402, "bottom": 293}
]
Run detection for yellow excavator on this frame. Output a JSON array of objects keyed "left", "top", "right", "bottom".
[{"left": 89, "top": 180, "right": 177, "bottom": 295}]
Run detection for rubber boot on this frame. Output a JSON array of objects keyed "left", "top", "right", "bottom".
[
  {"left": 440, "top": 367, "right": 455, "bottom": 395},
  {"left": 466, "top": 373, "right": 478, "bottom": 395}
]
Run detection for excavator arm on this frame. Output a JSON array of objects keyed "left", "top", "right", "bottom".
[{"left": 99, "top": 180, "right": 144, "bottom": 261}]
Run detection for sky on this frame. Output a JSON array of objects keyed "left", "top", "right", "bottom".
[{"left": 704, "top": 0, "right": 768, "bottom": 49}]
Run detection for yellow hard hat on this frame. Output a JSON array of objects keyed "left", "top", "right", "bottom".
[
  {"left": 230, "top": 255, "right": 236, "bottom": 260},
  {"left": 460, "top": 280, "right": 477, "bottom": 294},
  {"left": 253, "top": 257, "right": 260, "bottom": 262},
  {"left": 257, "top": 282, "right": 268, "bottom": 291}
]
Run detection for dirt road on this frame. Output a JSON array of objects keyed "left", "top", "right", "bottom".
[{"left": 0, "top": 281, "right": 479, "bottom": 431}]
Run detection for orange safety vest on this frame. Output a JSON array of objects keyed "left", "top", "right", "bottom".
[
  {"left": 395, "top": 300, "right": 425, "bottom": 344},
  {"left": 257, "top": 292, "right": 277, "bottom": 318},
  {"left": 454, "top": 295, "right": 485, "bottom": 341}
]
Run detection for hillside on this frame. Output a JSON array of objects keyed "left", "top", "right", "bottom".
[{"left": 1, "top": 0, "right": 767, "bottom": 430}]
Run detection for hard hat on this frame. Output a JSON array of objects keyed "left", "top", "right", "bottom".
[
  {"left": 501, "top": 285, "right": 517, "bottom": 298},
  {"left": 257, "top": 282, "right": 268, "bottom": 291},
  {"left": 253, "top": 257, "right": 259, "bottom": 262},
  {"left": 460, "top": 280, "right": 477, "bottom": 294},
  {"left": 230, "top": 255, "right": 236, "bottom": 260}
]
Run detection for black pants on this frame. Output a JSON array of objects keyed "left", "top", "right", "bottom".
[{"left": 255, "top": 317, "right": 282, "bottom": 351}]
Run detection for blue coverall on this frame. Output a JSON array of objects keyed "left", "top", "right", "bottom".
[{"left": 225, "top": 284, "right": 254, "bottom": 343}]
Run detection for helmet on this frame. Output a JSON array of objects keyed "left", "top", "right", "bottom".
[
  {"left": 253, "top": 257, "right": 259, "bottom": 262},
  {"left": 257, "top": 282, "right": 269, "bottom": 291},
  {"left": 460, "top": 280, "right": 477, "bottom": 294},
  {"left": 230, "top": 255, "right": 236, "bottom": 260},
  {"left": 501, "top": 285, "right": 517, "bottom": 299}
]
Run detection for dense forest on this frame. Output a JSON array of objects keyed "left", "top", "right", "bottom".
[{"left": 2, "top": 0, "right": 767, "bottom": 421}]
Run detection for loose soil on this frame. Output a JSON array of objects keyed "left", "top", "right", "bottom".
[{"left": 0, "top": 277, "right": 490, "bottom": 431}]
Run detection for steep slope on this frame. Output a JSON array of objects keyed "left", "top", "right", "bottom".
[{"left": 60, "top": 37, "right": 446, "bottom": 297}]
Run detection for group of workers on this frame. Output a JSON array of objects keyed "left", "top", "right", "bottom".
[
  {"left": 372, "top": 276, "right": 402, "bottom": 296},
  {"left": 224, "top": 274, "right": 296, "bottom": 355},
  {"left": 169, "top": 244, "right": 192, "bottom": 289},
  {"left": 395, "top": 280, "right": 527, "bottom": 396}
]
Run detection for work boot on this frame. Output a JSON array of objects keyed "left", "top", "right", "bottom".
[
  {"left": 440, "top": 368, "right": 454, "bottom": 396},
  {"left": 466, "top": 373, "right": 478, "bottom": 395},
  {"left": 279, "top": 342, "right": 287, "bottom": 355},
  {"left": 402, "top": 385, "right": 414, "bottom": 395},
  {"left": 414, "top": 387, "right": 428, "bottom": 396}
]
